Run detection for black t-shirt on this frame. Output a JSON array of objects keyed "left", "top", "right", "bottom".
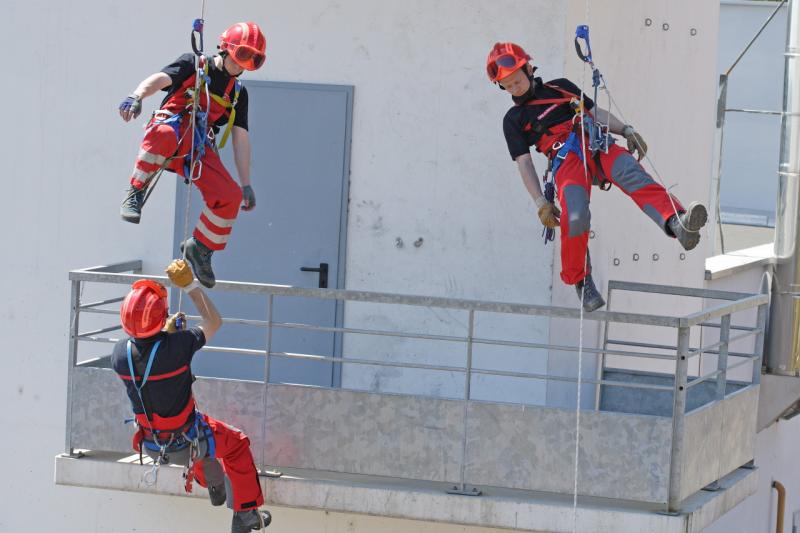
[
  {"left": 502, "top": 78, "right": 594, "bottom": 160},
  {"left": 160, "top": 53, "right": 249, "bottom": 131},
  {"left": 111, "top": 327, "right": 206, "bottom": 422}
]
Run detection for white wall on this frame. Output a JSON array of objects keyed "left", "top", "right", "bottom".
[
  {"left": 705, "top": 415, "right": 800, "bottom": 533},
  {"left": 0, "top": 0, "right": 561, "bottom": 531},
  {"left": 543, "top": 0, "right": 722, "bottom": 407},
  {"left": 333, "top": 1, "right": 567, "bottom": 404}
]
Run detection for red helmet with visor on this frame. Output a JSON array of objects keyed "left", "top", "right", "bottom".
[
  {"left": 486, "top": 42, "right": 531, "bottom": 83},
  {"left": 219, "top": 22, "right": 267, "bottom": 71},
  {"left": 120, "top": 280, "right": 168, "bottom": 339}
]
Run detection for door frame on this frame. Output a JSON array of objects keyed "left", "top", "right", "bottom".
[{"left": 243, "top": 80, "right": 353, "bottom": 387}]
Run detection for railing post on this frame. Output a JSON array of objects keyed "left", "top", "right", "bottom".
[
  {"left": 753, "top": 303, "right": 768, "bottom": 385},
  {"left": 260, "top": 294, "right": 281, "bottom": 478},
  {"left": 667, "top": 325, "right": 691, "bottom": 512},
  {"left": 716, "top": 315, "right": 732, "bottom": 400},
  {"left": 64, "top": 279, "right": 81, "bottom": 455},
  {"left": 448, "top": 309, "right": 480, "bottom": 496}
]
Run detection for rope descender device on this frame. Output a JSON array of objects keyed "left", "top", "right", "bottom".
[
  {"left": 191, "top": 18, "right": 205, "bottom": 55},
  {"left": 573, "top": 24, "right": 611, "bottom": 154}
]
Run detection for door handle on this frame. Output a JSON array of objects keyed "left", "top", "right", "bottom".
[{"left": 300, "top": 262, "right": 329, "bottom": 288}]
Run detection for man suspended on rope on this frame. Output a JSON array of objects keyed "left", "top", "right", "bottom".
[
  {"left": 118, "top": 22, "right": 267, "bottom": 288},
  {"left": 487, "top": 42, "right": 708, "bottom": 312},
  {"left": 111, "top": 260, "right": 271, "bottom": 532}
]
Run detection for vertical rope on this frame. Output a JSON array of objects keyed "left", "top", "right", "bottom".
[
  {"left": 178, "top": 0, "right": 208, "bottom": 313},
  {"left": 570, "top": 4, "right": 592, "bottom": 531}
]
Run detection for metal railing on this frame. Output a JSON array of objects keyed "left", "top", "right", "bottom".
[{"left": 65, "top": 261, "right": 769, "bottom": 510}]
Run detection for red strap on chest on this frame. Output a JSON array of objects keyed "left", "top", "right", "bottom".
[{"left": 521, "top": 84, "right": 578, "bottom": 107}]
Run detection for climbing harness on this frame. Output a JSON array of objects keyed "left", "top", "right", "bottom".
[{"left": 124, "top": 339, "right": 216, "bottom": 489}]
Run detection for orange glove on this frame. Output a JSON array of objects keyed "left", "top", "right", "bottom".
[
  {"left": 166, "top": 259, "right": 198, "bottom": 291},
  {"left": 537, "top": 201, "right": 561, "bottom": 229}
]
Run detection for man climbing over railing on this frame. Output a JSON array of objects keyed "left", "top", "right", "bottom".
[
  {"left": 110, "top": 259, "right": 271, "bottom": 532},
  {"left": 118, "top": 22, "right": 267, "bottom": 288},
  {"left": 487, "top": 42, "right": 708, "bottom": 312}
]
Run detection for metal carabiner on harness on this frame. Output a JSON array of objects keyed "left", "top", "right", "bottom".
[{"left": 574, "top": 25, "right": 593, "bottom": 64}]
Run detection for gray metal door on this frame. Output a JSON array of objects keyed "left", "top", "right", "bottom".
[{"left": 172, "top": 81, "right": 352, "bottom": 386}]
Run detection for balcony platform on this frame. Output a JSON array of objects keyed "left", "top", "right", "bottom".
[{"left": 55, "top": 452, "right": 757, "bottom": 533}]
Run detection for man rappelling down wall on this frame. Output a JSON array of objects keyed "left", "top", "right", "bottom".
[
  {"left": 111, "top": 260, "right": 271, "bottom": 532},
  {"left": 488, "top": 40, "right": 709, "bottom": 312},
  {"left": 118, "top": 22, "right": 267, "bottom": 288}
]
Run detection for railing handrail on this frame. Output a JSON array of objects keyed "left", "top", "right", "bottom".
[{"left": 70, "top": 265, "right": 765, "bottom": 328}]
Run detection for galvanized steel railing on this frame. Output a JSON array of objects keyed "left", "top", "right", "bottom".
[{"left": 65, "top": 260, "right": 769, "bottom": 510}]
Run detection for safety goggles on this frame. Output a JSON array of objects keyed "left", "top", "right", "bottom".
[
  {"left": 487, "top": 54, "right": 520, "bottom": 80},
  {"left": 232, "top": 44, "right": 266, "bottom": 70}
]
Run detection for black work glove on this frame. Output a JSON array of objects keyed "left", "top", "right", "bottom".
[{"left": 242, "top": 185, "right": 256, "bottom": 211}]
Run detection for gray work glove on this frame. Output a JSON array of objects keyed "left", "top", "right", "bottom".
[
  {"left": 622, "top": 125, "right": 648, "bottom": 161},
  {"left": 119, "top": 94, "right": 142, "bottom": 122},
  {"left": 242, "top": 185, "right": 256, "bottom": 211}
]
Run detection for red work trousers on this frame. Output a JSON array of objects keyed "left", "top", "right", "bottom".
[
  {"left": 129, "top": 115, "right": 242, "bottom": 251},
  {"left": 555, "top": 142, "right": 683, "bottom": 285},
  {"left": 192, "top": 414, "right": 264, "bottom": 512}
]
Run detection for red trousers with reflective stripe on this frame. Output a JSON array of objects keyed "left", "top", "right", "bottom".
[
  {"left": 555, "top": 142, "right": 683, "bottom": 285},
  {"left": 129, "top": 116, "right": 242, "bottom": 251},
  {"left": 192, "top": 414, "right": 264, "bottom": 511}
]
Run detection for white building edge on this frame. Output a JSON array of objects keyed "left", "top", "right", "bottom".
[{"left": 1, "top": 0, "right": 798, "bottom": 532}]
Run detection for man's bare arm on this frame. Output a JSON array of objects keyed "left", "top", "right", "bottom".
[
  {"left": 186, "top": 287, "right": 222, "bottom": 342},
  {"left": 131, "top": 72, "right": 173, "bottom": 100},
  {"left": 515, "top": 153, "right": 547, "bottom": 208}
]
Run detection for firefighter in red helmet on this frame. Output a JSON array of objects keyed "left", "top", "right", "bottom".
[
  {"left": 112, "top": 260, "right": 271, "bottom": 532},
  {"left": 487, "top": 42, "right": 708, "bottom": 311},
  {"left": 118, "top": 22, "right": 268, "bottom": 289}
]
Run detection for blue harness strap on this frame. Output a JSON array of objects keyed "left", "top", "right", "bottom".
[
  {"left": 550, "top": 131, "right": 584, "bottom": 178},
  {"left": 126, "top": 339, "right": 162, "bottom": 399}
]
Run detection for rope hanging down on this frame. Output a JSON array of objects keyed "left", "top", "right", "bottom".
[{"left": 177, "top": 2, "right": 208, "bottom": 315}]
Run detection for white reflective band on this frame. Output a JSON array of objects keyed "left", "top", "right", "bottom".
[
  {"left": 201, "top": 206, "right": 236, "bottom": 229},
  {"left": 195, "top": 219, "right": 230, "bottom": 245},
  {"left": 138, "top": 149, "right": 168, "bottom": 166},
  {"left": 182, "top": 280, "right": 202, "bottom": 293},
  {"left": 131, "top": 168, "right": 153, "bottom": 182}
]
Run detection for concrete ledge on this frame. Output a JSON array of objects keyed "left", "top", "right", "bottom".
[
  {"left": 55, "top": 452, "right": 758, "bottom": 533},
  {"left": 704, "top": 243, "right": 774, "bottom": 281}
]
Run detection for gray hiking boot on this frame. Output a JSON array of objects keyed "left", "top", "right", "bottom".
[
  {"left": 667, "top": 202, "right": 707, "bottom": 251},
  {"left": 120, "top": 185, "right": 145, "bottom": 224},
  {"left": 575, "top": 274, "right": 605, "bottom": 313},
  {"left": 181, "top": 237, "right": 216, "bottom": 288},
  {"left": 231, "top": 509, "right": 272, "bottom": 532}
]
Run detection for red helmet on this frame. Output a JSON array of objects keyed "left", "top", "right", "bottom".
[
  {"left": 486, "top": 42, "right": 531, "bottom": 83},
  {"left": 120, "top": 280, "right": 168, "bottom": 338},
  {"left": 219, "top": 22, "right": 267, "bottom": 71}
]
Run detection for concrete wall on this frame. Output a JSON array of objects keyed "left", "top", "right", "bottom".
[
  {"left": 0, "top": 0, "right": 562, "bottom": 531},
  {"left": 545, "top": 0, "right": 722, "bottom": 408},
  {"left": 705, "top": 415, "right": 800, "bottom": 533}
]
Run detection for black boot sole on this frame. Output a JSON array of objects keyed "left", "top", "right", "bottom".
[
  {"left": 120, "top": 212, "right": 141, "bottom": 224},
  {"left": 180, "top": 240, "right": 216, "bottom": 288},
  {"left": 683, "top": 202, "right": 708, "bottom": 232}
]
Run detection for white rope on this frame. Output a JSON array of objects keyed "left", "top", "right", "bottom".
[
  {"left": 570, "top": 3, "right": 592, "bottom": 530},
  {"left": 178, "top": 0, "right": 208, "bottom": 313}
]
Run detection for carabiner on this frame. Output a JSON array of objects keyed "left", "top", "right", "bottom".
[{"left": 574, "top": 25, "right": 593, "bottom": 64}]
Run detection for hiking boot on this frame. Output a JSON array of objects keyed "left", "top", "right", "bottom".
[
  {"left": 231, "top": 509, "right": 272, "bottom": 532},
  {"left": 120, "top": 185, "right": 145, "bottom": 224},
  {"left": 181, "top": 237, "right": 216, "bottom": 288},
  {"left": 208, "top": 483, "right": 227, "bottom": 507},
  {"left": 667, "top": 202, "right": 707, "bottom": 251},
  {"left": 575, "top": 274, "right": 605, "bottom": 313}
]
